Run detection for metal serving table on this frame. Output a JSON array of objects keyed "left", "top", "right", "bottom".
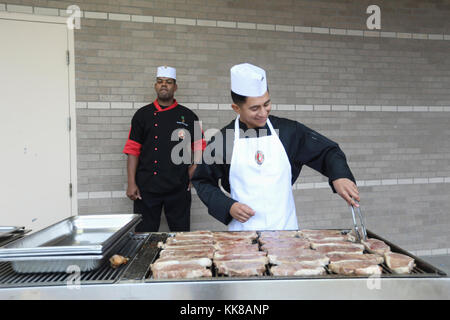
[{"left": 0, "top": 230, "right": 448, "bottom": 300}]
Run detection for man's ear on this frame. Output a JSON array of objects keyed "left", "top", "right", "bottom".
[
  {"left": 231, "top": 103, "right": 241, "bottom": 114},
  {"left": 173, "top": 83, "right": 178, "bottom": 93}
]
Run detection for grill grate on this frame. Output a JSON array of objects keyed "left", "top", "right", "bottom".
[
  {"left": 0, "top": 233, "right": 147, "bottom": 288},
  {"left": 121, "top": 233, "right": 167, "bottom": 281}
]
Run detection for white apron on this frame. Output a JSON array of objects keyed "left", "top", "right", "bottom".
[{"left": 228, "top": 116, "right": 298, "bottom": 231}]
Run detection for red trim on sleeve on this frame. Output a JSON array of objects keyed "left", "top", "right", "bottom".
[
  {"left": 123, "top": 139, "right": 142, "bottom": 156},
  {"left": 154, "top": 99, "right": 178, "bottom": 112},
  {"left": 123, "top": 128, "right": 142, "bottom": 156}
]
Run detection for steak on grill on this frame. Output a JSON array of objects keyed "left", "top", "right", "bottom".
[
  {"left": 165, "top": 238, "right": 214, "bottom": 245},
  {"left": 151, "top": 263, "right": 212, "bottom": 279},
  {"left": 159, "top": 248, "right": 215, "bottom": 259},
  {"left": 214, "top": 243, "right": 260, "bottom": 251},
  {"left": 268, "top": 254, "right": 329, "bottom": 266},
  {"left": 328, "top": 260, "right": 382, "bottom": 276},
  {"left": 151, "top": 257, "right": 212, "bottom": 269},
  {"left": 384, "top": 252, "right": 415, "bottom": 274},
  {"left": 328, "top": 253, "right": 384, "bottom": 264},
  {"left": 215, "top": 261, "right": 267, "bottom": 277},
  {"left": 259, "top": 237, "right": 310, "bottom": 246},
  {"left": 261, "top": 242, "right": 310, "bottom": 252},
  {"left": 314, "top": 245, "right": 364, "bottom": 255},
  {"left": 214, "top": 251, "right": 267, "bottom": 261},
  {"left": 270, "top": 263, "right": 326, "bottom": 276},
  {"left": 310, "top": 240, "right": 363, "bottom": 249},
  {"left": 361, "top": 238, "right": 391, "bottom": 255},
  {"left": 160, "top": 244, "right": 216, "bottom": 250}
]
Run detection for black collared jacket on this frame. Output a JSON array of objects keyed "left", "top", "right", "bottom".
[{"left": 191, "top": 115, "right": 355, "bottom": 225}]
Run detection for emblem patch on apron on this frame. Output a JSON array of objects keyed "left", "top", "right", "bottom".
[{"left": 255, "top": 150, "right": 264, "bottom": 165}]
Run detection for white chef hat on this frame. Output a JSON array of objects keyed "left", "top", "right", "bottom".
[
  {"left": 230, "top": 63, "right": 267, "bottom": 97},
  {"left": 157, "top": 66, "right": 176, "bottom": 79}
]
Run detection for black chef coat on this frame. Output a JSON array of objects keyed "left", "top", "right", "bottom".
[
  {"left": 191, "top": 115, "right": 355, "bottom": 225},
  {"left": 123, "top": 99, "right": 205, "bottom": 194}
]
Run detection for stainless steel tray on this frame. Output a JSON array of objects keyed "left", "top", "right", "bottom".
[
  {"left": 0, "top": 214, "right": 141, "bottom": 257},
  {"left": 0, "top": 231, "right": 134, "bottom": 273},
  {"left": 0, "top": 226, "right": 25, "bottom": 239}
]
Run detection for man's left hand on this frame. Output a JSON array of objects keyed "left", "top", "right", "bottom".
[
  {"left": 332, "top": 178, "right": 360, "bottom": 207},
  {"left": 187, "top": 164, "right": 197, "bottom": 191}
]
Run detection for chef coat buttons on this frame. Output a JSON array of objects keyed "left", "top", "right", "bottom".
[
  {"left": 153, "top": 172, "right": 157, "bottom": 175},
  {"left": 154, "top": 160, "right": 158, "bottom": 164},
  {"left": 154, "top": 147, "right": 158, "bottom": 151},
  {"left": 155, "top": 136, "right": 158, "bottom": 139},
  {"left": 154, "top": 112, "right": 157, "bottom": 116},
  {"left": 154, "top": 123, "right": 158, "bottom": 127}
]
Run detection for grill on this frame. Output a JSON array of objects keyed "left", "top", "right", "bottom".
[
  {"left": 0, "top": 230, "right": 446, "bottom": 288},
  {"left": 140, "top": 229, "right": 446, "bottom": 282},
  {"left": 0, "top": 233, "right": 147, "bottom": 288}
]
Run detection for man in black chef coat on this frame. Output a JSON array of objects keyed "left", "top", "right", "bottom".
[
  {"left": 123, "top": 66, "right": 205, "bottom": 232},
  {"left": 192, "top": 63, "right": 359, "bottom": 230}
]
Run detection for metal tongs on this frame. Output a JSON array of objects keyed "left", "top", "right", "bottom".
[{"left": 350, "top": 200, "right": 367, "bottom": 242}]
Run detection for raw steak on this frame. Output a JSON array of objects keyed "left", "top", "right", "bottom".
[
  {"left": 160, "top": 244, "right": 216, "bottom": 250},
  {"left": 215, "top": 261, "right": 267, "bottom": 277},
  {"left": 214, "top": 251, "right": 267, "bottom": 260},
  {"left": 299, "top": 229, "right": 343, "bottom": 237},
  {"left": 259, "top": 238, "right": 310, "bottom": 246},
  {"left": 314, "top": 245, "right": 364, "bottom": 255},
  {"left": 362, "top": 238, "right": 391, "bottom": 255},
  {"left": 151, "top": 257, "right": 212, "bottom": 269},
  {"left": 384, "top": 252, "right": 415, "bottom": 274},
  {"left": 164, "top": 238, "right": 214, "bottom": 245},
  {"left": 310, "top": 241, "right": 364, "bottom": 250},
  {"left": 270, "top": 263, "right": 326, "bottom": 276},
  {"left": 328, "top": 253, "right": 384, "bottom": 264},
  {"left": 151, "top": 263, "right": 212, "bottom": 279},
  {"left": 159, "top": 250, "right": 214, "bottom": 259},
  {"left": 159, "top": 248, "right": 215, "bottom": 259},
  {"left": 261, "top": 243, "right": 311, "bottom": 252},
  {"left": 268, "top": 254, "right": 329, "bottom": 266},
  {"left": 329, "top": 260, "right": 382, "bottom": 276},
  {"left": 214, "top": 243, "right": 260, "bottom": 251}
]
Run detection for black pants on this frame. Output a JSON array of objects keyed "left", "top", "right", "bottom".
[{"left": 133, "top": 189, "right": 191, "bottom": 232}]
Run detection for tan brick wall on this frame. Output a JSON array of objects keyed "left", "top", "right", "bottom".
[{"left": 3, "top": 0, "right": 450, "bottom": 254}]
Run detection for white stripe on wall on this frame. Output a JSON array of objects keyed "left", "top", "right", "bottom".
[
  {"left": 78, "top": 175, "right": 450, "bottom": 200},
  {"left": 77, "top": 102, "right": 450, "bottom": 112},
  {"left": 3, "top": 4, "right": 449, "bottom": 42}
]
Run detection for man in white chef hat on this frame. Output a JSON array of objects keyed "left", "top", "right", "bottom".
[
  {"left": 124, "top": 66, "right": 205, "bottom": 232},
  {"left": 192, "top": 63, "right": 359, "bottom": 230}
]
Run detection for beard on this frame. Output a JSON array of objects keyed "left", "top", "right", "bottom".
[{"left": 157, "top": 90, "right": 173, "bottom": 103}]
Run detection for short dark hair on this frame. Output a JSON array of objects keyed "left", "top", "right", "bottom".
[
  {"left": 231, "top": 90, "right": 247, "bottom": 106},
  {"left": 231, "top": 87, "right": 269, "bottom": 106}
]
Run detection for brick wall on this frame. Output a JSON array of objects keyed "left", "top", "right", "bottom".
[{"left": 2, "top": 0, "right": 450, "bottom": 254}]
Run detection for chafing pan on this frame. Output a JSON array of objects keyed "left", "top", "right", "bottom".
[
  {"left": 0, "top": 214, "right": 141, "bottom": 257},
  {"left": 0, "top": 226, "right": 25, "bottom": 239}
]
